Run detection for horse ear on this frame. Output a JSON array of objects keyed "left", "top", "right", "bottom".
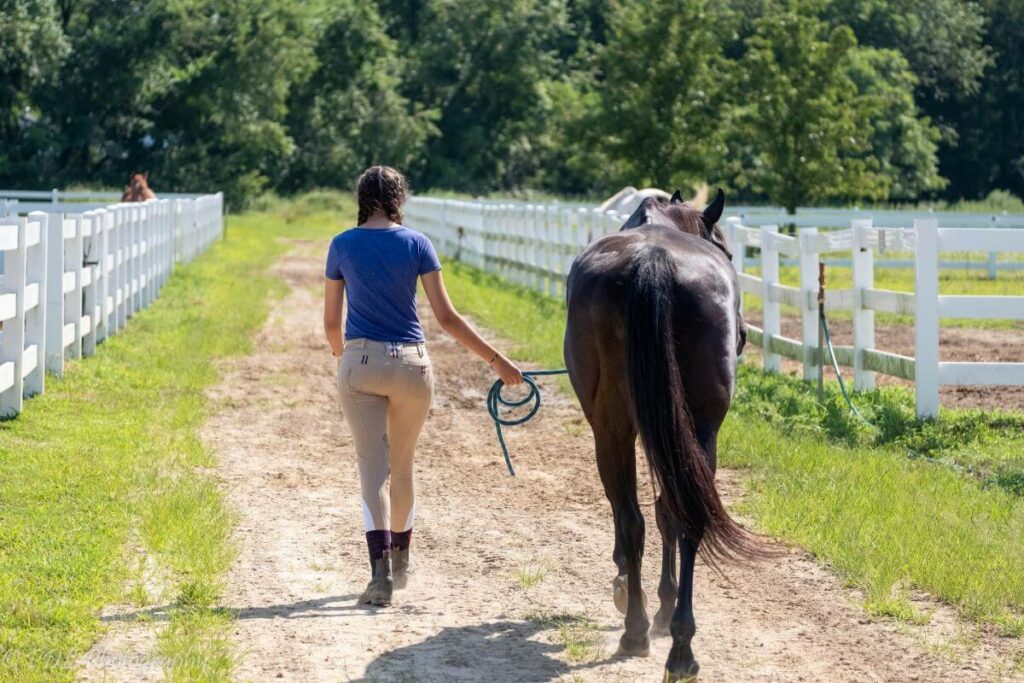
[
  {"left": 670, "top": 189, "right": 684, "bottom": 204},
  {"left": 144, "top": 170, "right": 149, "bottom": 180},
  {"left": 701, "top": 188, "right": 725, "bottom": 226}
]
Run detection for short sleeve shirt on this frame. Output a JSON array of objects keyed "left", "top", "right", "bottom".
[{"left": 325, "top": 226, "right": 441, "bottom": 343}]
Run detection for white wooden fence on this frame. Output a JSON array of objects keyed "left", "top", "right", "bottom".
[
  {"left": 405, "top": 196, "right": 1024, "bottom": 418},
  {"left": 0, "top": 193, "right": 223, "bottom": 418}
]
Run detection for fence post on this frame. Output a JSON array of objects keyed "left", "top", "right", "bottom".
[
  {"left": 45, "top": 213, "right": 66, "bottom": 375},
  {"left": 798, "top": 226, "right": 819, "bottom": 381},
  {"left": 23, "top": 213, "right": 48, "bottom": 397},
  {"left": 69, "top": 213, "right": 84, "bottom": 360},
  {"left": 172, "top": 199, "right": 182, "bottom": 263},
  {"left": 544, "top": 205, "right": 555, "bottom": 297},
  {"left": 142, "top": 205, "right": 153, "bottom": 306},
  {"left": 440, "top": 200, "right": 449, "bottom": 257},
  {"left": 725, "top": 217, "right": 746, "bottom": 363},
  {"left": 97, "top": 210, "right": 111, "bottom": 342},
  {"left": 478, "top": 203, "right": 488, "bottom": 272},
  {"left": 115, "top": 207, "right": 127, "bottom": 331},
  {"left": 81, "top": 212, "right": 98, "bottom": 358},
  {"left": 851, "top": 219, "right": 876, "bottom": 390},
  {"left": 525, "top": 205, "right": 537, "bottom": 292},
  {"left": 132, "top": 205, "right": 143, "bottom": 313},
  {"left": 0, "top": 218, "right": 27, "bottom": 417},
  {"left": 558, "top": 207, "right": 570, "bottom": 298},
  {"left": 761, "top": 224, "right": 781, "bottom": 373},
  {"left": 914, "top": 218, "right": 940, "bottom": 418}
]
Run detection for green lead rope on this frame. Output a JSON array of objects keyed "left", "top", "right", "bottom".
[{"left": 487, "top": 369, "right": 568, "bottom": 476}]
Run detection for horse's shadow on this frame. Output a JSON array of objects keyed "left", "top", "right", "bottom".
[
  {"left": 353, "top": 618, "right": 610, "bottom": 683},
  {"left": 103, "top": 599, "right": 615, "bottom": 681}
]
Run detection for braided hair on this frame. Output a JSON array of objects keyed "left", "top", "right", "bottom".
[{"left": 356, "top": 166, "right": 409, "bottom": 225}]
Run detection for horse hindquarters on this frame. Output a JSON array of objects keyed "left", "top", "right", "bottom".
[{"left": 625, "top": 247, "right": 749, "bottom": 680}]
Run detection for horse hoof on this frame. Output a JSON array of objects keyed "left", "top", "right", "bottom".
[
  {"left": 664, "top": 661, "right": 700, "bottom": 682},
  {"left": 615, "top": 634, "right": 650, "bottom": 658},
  {"left": 612, "top": 575, "right": 648, "bottom": 615},
  {"left": 651, "top": 611, "right": 672, "bottom": 636}
]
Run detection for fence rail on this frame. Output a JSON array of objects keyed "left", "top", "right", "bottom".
[
  {"left": 405, "top": 196, "right": 1024, "bottom": 418},
  {"left": 0, "top": 192, "right": 223, "bottom": 417}
]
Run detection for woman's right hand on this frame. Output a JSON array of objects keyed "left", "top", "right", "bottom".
[{"left": 492, "top": 355, "right": 524, "bottom": 385}]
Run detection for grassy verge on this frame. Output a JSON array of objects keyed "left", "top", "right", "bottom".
[
  {"left": 437, "top": 256, "right": 1024, "bottom": 636},
  {"left": 0, "top": 197, "right": 348, "bottom": 681}
]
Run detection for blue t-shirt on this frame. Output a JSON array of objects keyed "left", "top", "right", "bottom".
[{"left": 325, "top": 226, "right": 442, "bottom": 343}]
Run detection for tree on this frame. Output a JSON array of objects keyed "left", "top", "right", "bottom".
[
  {"left": 825, "top": 0, "right": 992, "bottom": 103},
  {"left": 579, "top": 0, "right": 726, "bottom": 193},
  {"left": 0, "top": 0, "right": 68, "bottom": 184},
  {"left": 27, "top": 0, "right": 316, "bottom": 204},
  {"left": 931, "top": 0, "right": 1024, "bottom": 199},
  {"left": 730, "top": 6, "right": 889, "bottom": 212},
  {"left": 398, "top": 0, "right": 571, "bottom": 192},
  {"left": 845, "top": 48, "right": 946, "bottom": 200},
  {"left": 280, "top": 1, "right": 436, "bottom": 193}
]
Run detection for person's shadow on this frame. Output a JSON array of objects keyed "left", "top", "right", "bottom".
[
  {"left": 102, "top": 599, "right": 617, "bottom": 681},
  {"left": 354, "top": 618, "right": 612, "bottom": 683}
]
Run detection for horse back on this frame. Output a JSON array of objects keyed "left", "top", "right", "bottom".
[
  {"left": 567, "top": 224, "right": 738, "bottom": 325},
  {"left": 565, "top": 223, "right": 741, "bottom": 420}
]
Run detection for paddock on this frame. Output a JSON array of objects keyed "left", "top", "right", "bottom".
[{"left": 2, "top": 192, "right": 1022, "bottom": 682}]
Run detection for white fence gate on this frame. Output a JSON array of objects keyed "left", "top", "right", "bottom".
[
  {"left": 404, "top": 196, "right": 1024, "bottom": 418},
  {"left": 0, "top": 193, "right": 223, "bottom": 418}
]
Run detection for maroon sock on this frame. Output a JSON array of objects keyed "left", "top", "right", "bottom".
[
  {"left": 366, "top": 530, "right": 392, "bottom": 568},
  {"left": 391, "top": 529, "right": 412, "bottom": 551}
]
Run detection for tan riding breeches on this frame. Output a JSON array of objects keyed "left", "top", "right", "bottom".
[{"left": 337, "top": 338, "right": 434, "bottom": 532}]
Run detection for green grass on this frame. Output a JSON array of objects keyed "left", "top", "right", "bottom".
[
  {"left": 0, "top": 193, "right": 349, "bottom": 681},
  {"left": 513, "top": 564, "right": 549, "bottom": 591},
  {"left": 732, "top": 365, "right": 1024, "bottom": 495},
  {"left": 524, "top": 611, "right": 605, "bottom": 664},
  {"left": 436, "top": 254, "right": 1024, "bottom": 637}
]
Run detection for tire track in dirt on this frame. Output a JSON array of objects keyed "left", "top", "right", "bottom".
[{"left": 203, "top": 239, "right": 1022, "bottom": 682}]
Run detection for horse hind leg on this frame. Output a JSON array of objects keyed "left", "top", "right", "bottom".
[
  {"left": 593, "top": 421, "right": 650, "bottom": 657},
  {"left": 665, "top": 428, "right": 717, "bottom": 680},
  {"left": 611, "top": 499, "right": 650, "bottom": 657},
  {"left": 664, "top": 536, "right": 700, "bottom": 681},
  {"left": 651, "top": 494, "right": 678, "bottom": 636}
]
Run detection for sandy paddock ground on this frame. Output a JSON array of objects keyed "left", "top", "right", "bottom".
[
  {"left": 741, "top": 310, "right": 1024, "bottom": 411},
  {"left": 78, "top": 240, "right": 1022, "bottom": 682}
]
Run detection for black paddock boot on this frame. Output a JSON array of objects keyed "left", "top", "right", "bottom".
[
  {"left": 392, "top": 548, "right": 415, "bottom": 590},
  {"left": 357, "top": 552, "right": 393, "bottom": 606}
]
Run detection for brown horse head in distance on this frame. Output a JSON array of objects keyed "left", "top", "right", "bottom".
[{"left": 121, "top": 172, "right": 156, "bottom": 202}]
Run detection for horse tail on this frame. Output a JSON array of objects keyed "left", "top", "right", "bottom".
[{"left": 626, "top": 247, "right": 761, "bottom": 568}]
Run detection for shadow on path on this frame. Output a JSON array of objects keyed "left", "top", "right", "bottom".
[
  {"left": 355, "top": 619, "right": 613, "bottom": 683},
  {"left": 101, "top": 593, "right": 384, "bottom": 623}
]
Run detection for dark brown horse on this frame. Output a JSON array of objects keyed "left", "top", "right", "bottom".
[
  {"left": 121, "top": 172, "right": 156, "bottom": 202},
  {"left": 564, "top": 188, "right": 758, "bottom": 681}
]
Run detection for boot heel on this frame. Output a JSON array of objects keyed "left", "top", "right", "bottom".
[{"left": 392, "top": 548, "right": 414, "bottom": 590}]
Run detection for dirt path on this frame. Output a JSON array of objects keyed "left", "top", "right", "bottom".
[{"left": 202, "top": 240, "right": 1021, "bottom": 682}]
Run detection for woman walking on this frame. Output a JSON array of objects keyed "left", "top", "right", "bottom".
[{"left": 324, "top": 166, "right": 524, "bottom": 607}]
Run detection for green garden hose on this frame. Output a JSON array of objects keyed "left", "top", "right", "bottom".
[{"left": 487, "top": 369, "right": 568, "bottom": 476}]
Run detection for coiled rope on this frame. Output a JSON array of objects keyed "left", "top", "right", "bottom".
[{"left": 487, "top": 369, "right": 568, "bottom": 476}]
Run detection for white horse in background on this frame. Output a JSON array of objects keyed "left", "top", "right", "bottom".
[{"left": 599, "top": 184, "right": 708, "bottom": 215}]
